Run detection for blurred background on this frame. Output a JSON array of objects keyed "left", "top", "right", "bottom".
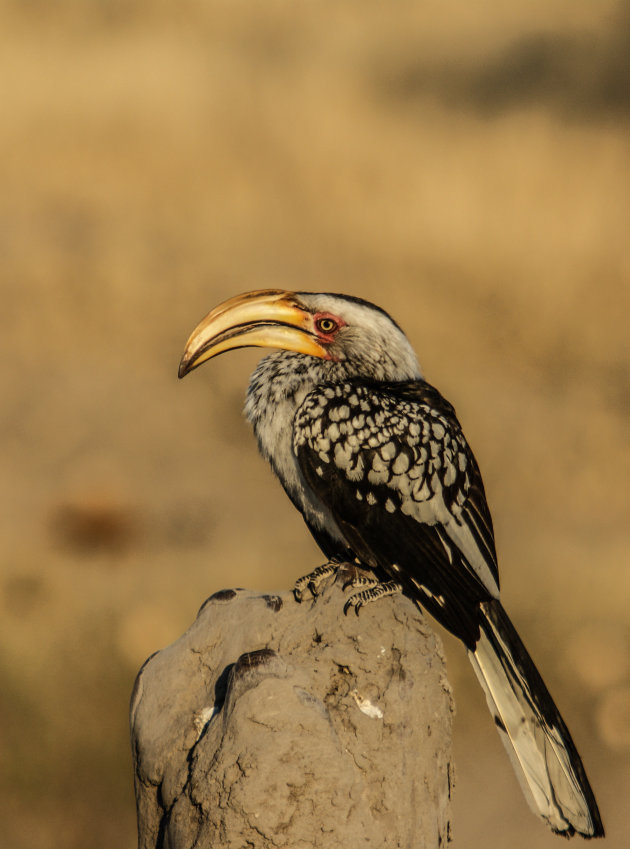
[{"left": 1, "top": 0, "right": 629, "bottom": 846}]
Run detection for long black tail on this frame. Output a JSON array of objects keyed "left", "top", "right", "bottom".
[{"left": 468, "top": 600, "right": 604, "bottom": 838}]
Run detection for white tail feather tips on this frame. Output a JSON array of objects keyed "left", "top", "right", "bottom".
[{"left": 469, "top": 608, "right": 601, "bottom": 837}]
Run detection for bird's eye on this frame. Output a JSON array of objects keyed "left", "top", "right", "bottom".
[{"left": 315, "top": 317, "right": 338, "bottom": 334}]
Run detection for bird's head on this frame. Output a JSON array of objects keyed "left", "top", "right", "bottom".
[{"left": 178, "top": 289, "right": 421, "bottom": 382}]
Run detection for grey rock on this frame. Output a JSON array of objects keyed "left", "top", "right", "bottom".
[{"left": 131, "top": 570, "right": 454, "bottom": 849}]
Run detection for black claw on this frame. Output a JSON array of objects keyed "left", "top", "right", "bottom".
[{"left": 343, "top": 597, "right": 363, "bottom": 616}]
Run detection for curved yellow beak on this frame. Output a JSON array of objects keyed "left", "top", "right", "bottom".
[{"left": 178, "top": 289, "right": 328, "bottom": 378}]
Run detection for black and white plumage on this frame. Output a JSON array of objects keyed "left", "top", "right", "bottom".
[{"left": 179, "top": 289, "right": 604, "bottom": 839}]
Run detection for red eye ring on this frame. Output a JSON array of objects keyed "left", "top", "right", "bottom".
[{"left": 315, "top": 316, "right": 339, "bottom": 334}]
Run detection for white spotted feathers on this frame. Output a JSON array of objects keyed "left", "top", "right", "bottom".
[
  {"left": 293, "top": 380, "right": 499, "bottom": 598},
  {"left": 294, "top": 382, "right": 467, "bottom": 511}
]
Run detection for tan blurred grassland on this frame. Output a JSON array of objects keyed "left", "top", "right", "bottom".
[{"left": 1, "top": 1, "right": 630, "bottom": 847}]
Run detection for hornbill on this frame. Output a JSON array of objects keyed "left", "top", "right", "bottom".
[{"left": 178, "top": 289, "right": 604, "bottom": 838}]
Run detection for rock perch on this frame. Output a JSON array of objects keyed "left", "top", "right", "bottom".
[{"left": 130, "top": 569, "right": 454, "bottom": 848}]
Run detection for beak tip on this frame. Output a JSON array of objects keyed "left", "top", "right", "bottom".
[{"left": 178, "top": 358, "right": 190, "bottom": 379}]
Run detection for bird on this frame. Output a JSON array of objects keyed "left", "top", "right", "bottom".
[{"left": 178, "top": 288, "right": 604, "bottom": 839}]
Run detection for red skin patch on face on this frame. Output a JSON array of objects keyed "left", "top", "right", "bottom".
[{"left": 312, "top": 312, "right": 346, "bottom": 345}]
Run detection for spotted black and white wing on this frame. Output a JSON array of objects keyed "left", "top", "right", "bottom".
[
  {"left": 293, "top": 378, "right": 604, "bottom": 838},
  {"left": 293, "top": 378, "right": 498, "bottom": 645}
]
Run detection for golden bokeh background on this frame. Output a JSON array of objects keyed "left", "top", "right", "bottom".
[{"left": 2, "top": 1, "right": 630, "bottom": 846}]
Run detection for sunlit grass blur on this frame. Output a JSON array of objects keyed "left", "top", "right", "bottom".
[{"left": 1, "top": 1, "right": 629, "bottom": 846}]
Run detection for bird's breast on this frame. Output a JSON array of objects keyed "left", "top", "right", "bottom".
[{"left": 245, "top": 358, "right": 347, "bottom": 545}]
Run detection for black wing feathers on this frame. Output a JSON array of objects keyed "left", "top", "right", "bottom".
[
  {"left": 294, "top": 378, "right": 498, "bottom": 646},
  {"left": 293, "top": 376, "right": 604, "bottom": 836}
]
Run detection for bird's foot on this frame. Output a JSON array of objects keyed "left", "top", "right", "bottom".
[
  {"left": 340, "top": 567, "right": 380, "bottom": 592},
  {"left": 343, "top": 580, "right": 403, "bottom": 616},
  {"left": 294, "top": 562, "right": 340, "bottom": 602}
]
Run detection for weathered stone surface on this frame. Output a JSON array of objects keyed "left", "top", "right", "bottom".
[{"left": 131, "top": 569, "right": 453, "bottom": 849}]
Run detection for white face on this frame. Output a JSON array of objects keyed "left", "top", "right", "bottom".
[{"left": 296, "top": 292, "right": 422, "bottom": 382}]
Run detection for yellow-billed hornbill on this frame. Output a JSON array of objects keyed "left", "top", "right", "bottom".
[{"left": 179, "top": 289, "right": 603, "bottom": 839}]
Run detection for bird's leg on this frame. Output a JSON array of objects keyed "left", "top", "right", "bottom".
[
  {"left": 343, "top": 580, "right": 403, "bottom": 616},
  {"left": 293, "top": 562, "right": 341, "bottom": 602}
]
